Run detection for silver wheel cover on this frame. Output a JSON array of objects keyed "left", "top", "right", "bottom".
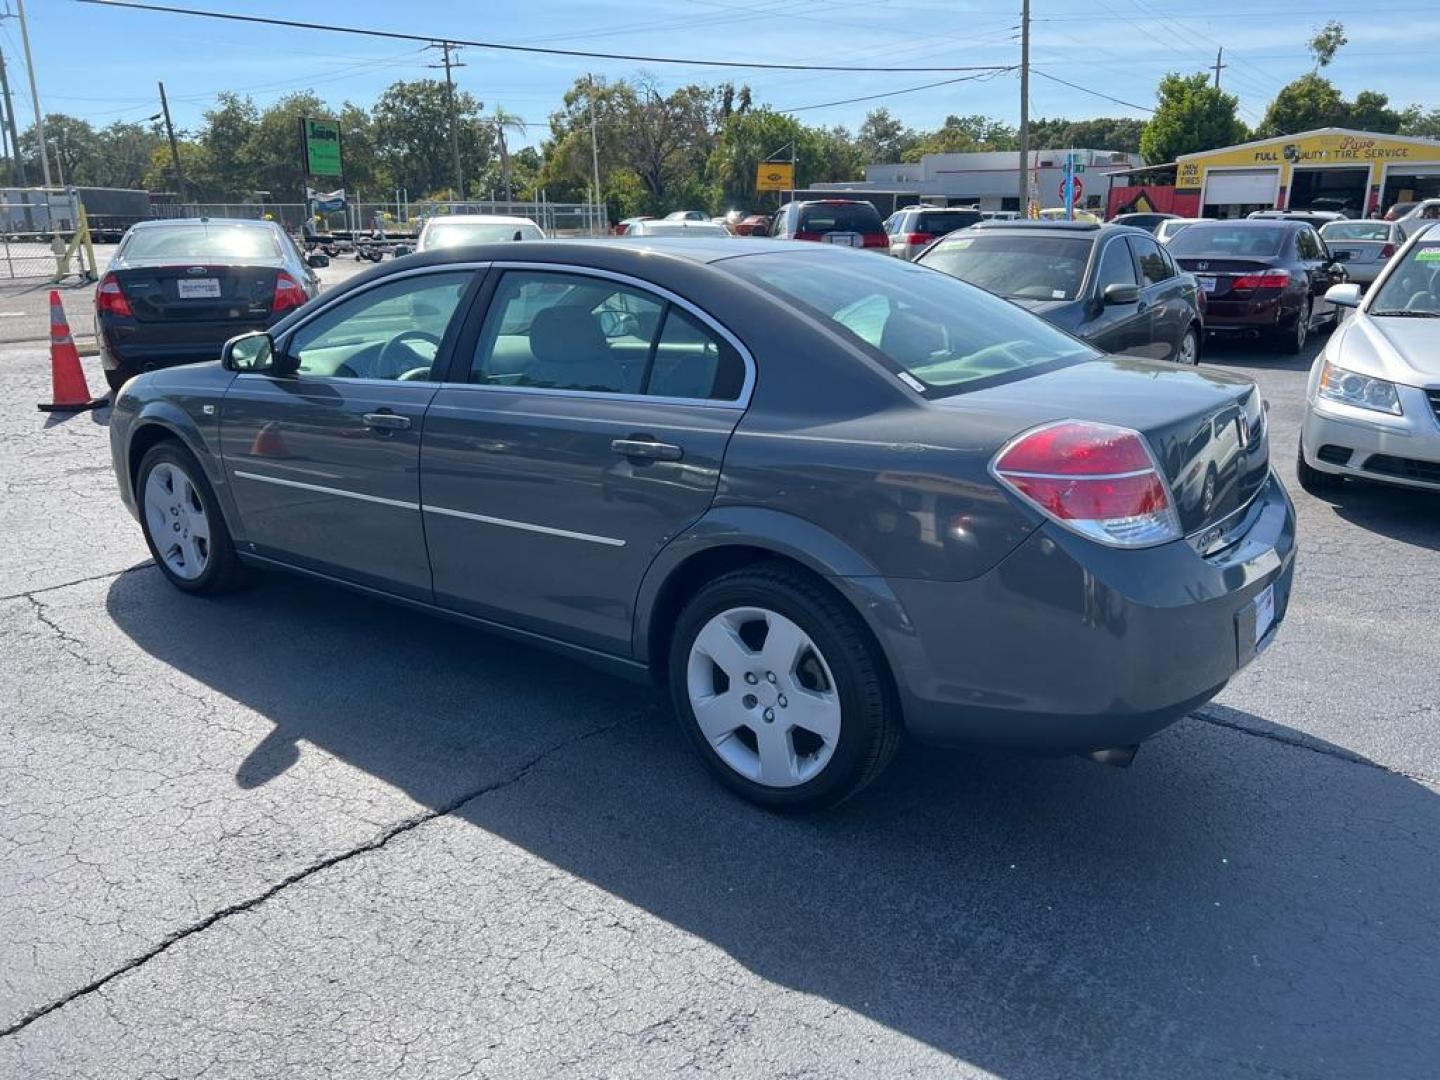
[
  {"left": 686, "top": 606, "right": 842, "bottom": 788},
  {"left": 143, "top": 461, "right": 211, "bottom": 581}
]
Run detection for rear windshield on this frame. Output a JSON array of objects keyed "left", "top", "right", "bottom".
[
  {"left": 918, "top": 233, "right": 1092, "bottom": 301},
  {"left": 1320, "top": 222, "right": 1390, "bottom": 241},
  {"left": 422, "top": 222, "right": 543, "bottom": 247},
  {"left": 725, "top": 251, "right": 1097, "bottom": 396},
  {"left": 123, "top": 224, "right": 282, "bottom": 261},
  {"left": 798, "top": 203, "right": 882, "bottom": 233},
  {"left": 1168, "top": 225, "right": 1287, "bottom": 258},
  {"left": 632, "top": 222, "right": 730, "bottom": 236},
  {"left": 916, "top": 210, "right": 981, "bottom": 235}
]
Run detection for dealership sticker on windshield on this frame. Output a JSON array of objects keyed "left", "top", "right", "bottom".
[
  {"left": 1415, "top": 246, "right": 1440, "bottom": 262},
  {"left": 944, "top": 238, "right": 974, "bottom": 249}
]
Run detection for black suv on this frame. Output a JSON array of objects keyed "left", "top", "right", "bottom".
[
  {"left": 885, "top": 205, "right": 984, "bottom": 260},
  {"left": 916, "top": 221, "right": 1204, "bottom": 365}
]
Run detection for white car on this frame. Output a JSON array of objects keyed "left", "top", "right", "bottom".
[
  {"left": 622, "top": 219, "right": 731, "bottom": 238},
  {"left": 1298, "top": 223, "right": 1440, "bottom": 495},
  {"left": 1155, "top": 217, "right": 1208, "bottom": 245},
  {"left": 415, "top": 214, "right": 545, "bottom": 252}
]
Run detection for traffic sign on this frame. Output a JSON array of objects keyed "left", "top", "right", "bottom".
[{"left": 1060, "top": 176, "right": 1084, "bottom": 201}]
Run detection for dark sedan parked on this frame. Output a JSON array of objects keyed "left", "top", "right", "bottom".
[
  {"left": 97, "top": 217, "right": 326, "bottom": 392},
  {"left": 917, "top": 222, "right": 1204, "bottom": 365},
  {"left": 109, "top": 240, "right": 1294, "bottom": 810},
  {"left": 1168, "top": 219, "right": 1347, "bottom": 354}
]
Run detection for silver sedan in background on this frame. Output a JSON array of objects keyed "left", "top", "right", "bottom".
[
  {"left": 1299, "top": 223, "right": 1440, "bottom": 494},
  {"left": 1318, "top": 219, "right": 1406, "bottom": 288}
]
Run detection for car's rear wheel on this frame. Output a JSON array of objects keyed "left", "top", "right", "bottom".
[
  {"left": 136, "top": 441, "right": 245, "bottom": 594},
  {"left": 669, "top": 563, "right": 902, "bottom": 812},
  {"left": 1176, "top": 325, "right": 1200, "bottom": 365},
  {"left": 1296, "top": 436, "right": 1343, "bottom": 495},
  {"left": 1279, "top": 299, "right": 1312, "bottom": 354},
  {"left": 104, "top": 366, "right": 134, "bottom": 394}
]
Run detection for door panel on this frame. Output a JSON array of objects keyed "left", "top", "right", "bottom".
[
  {"left": 1087, "top": 237, "right": 1147, "bottom": 356},
  {"left": 422, "top": 390, "right": 739, "bottom": 652},
  {"left": 1128, "top": 235, "right": 1186, "bottom": 361},
  {"left": 218, "top": 268, "right": 479, "bottom": 600}
]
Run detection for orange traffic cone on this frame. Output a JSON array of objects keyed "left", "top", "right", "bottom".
[{"left": 38, "top": 291, "right": 107, "bottom": 412}]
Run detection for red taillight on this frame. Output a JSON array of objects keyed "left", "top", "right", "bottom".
[
  {"left": 1230, "top": 269, "right": 1290, "bottom": 290},
  {"left": 272, "top": 271, "right": 307, "bottom": 313},
  {"left": 96, "top": 273, "right": 132, "bottom": 318},
  {"left": 793, "top": 230, "right": 823, "bottom": 242},
  {"left": 1379, "top": 243, "right": 1396, "bottom": 259},
  {"left": 992, "top": 420, "right": 1180, "bottom": 548},
  {"left": 862, "top": 232, "right": 888, "bottom": 248},
  {"left": 904, "top": 232, "right": 935, "bottom": 246}
]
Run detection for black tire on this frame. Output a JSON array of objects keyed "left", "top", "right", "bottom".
[
  {"left": 1296, "top": 437, "right": 1342, "bottom": 495},
  {"left": 1279, "top": 298, "right": 1312, "bottom": 355},
  {"left": 104, "top": 366, "right": 134, "bottom": 394},
  {"left": 1176, "top": 325, "right": 1200, "bottom": 365},
  {"left": 135, "top": 441, "right": 246, "bottom": 594},
  {"left": 668, "top": 561, "right": 903, "bottom": 812}
]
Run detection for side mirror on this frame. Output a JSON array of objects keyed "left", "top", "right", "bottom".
[
  {"left": 306, "top": 253, "right": 330, "bottom": 268},
  {"left": 1102, "top": 282, "right": 1141, "bottom": 305},
  {"left": 221, "top": 331, "right": 276, "bottom": 373},
  {"left": 1325, "top": 283, "right": 1362, "bottom": 308}
]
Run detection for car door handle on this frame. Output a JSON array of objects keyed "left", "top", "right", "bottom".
[
  {"left": 363, "top": 411, "right": 410, "bottom": 431},
  {"left": 611, "top": 437, "right": 683, "bottom": 462}
]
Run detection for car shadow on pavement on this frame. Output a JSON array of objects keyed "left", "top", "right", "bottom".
[
  {"left": 1319, "top": 479, "right": 1440, "bottom": 550},
  {"left": 105, "top": 568, "right": 1440, "bottom": 1079},
  {"left": 1198, "top": 333, "right": 1323, "bottom": 374}
]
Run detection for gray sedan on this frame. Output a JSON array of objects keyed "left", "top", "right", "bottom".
[{"left": 109, "top": 240, "right": 1296, "bottom": 810}]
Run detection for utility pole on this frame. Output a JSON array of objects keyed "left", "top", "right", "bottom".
[
  {"left": 428, "top": 42, "right": 466, "bottom": 201},
  {"left": 157, "top": 81, "right": 188, "bottom": 202},
  {"left": 15, "top": 0, "right": 51, "bottom": 188},
  {"left": 1212, "top": 47, "right": 1227, "bottom": 89},
  {"left": 1018, "top": 0, "right": 1030, "bottom": 216},
  {"left": 0, "top": 47, "right": 25, "bottom": 185},
  {"left": 587, "top": 73, "right": 603, "bottom": 235}
]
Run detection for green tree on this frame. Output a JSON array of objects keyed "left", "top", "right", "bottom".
[
  {"left": 1308, "top": 20, "right": 1347, "bottom": 69},
  {"left": 1141, "top": 72, "right": 1248, "bottom": 162},
  {"left": 856, "top": 108, "right": 916, "bottom": 163},
  {"left": 92, "top": 121, "right": 165, "bottom": 188},
  {"left": 1346, "top": 90, "right": 1402, "bottom": 133},
  {"left": 371, "top": 78, "right": 493, "bottom": 198},
  {"left": 1399, "top": 105, "right": 1440, "bottom": 140},
  {"left": 1030, "top": 117, "right": 1145, "bottom": 154},
  {"left": 198, "top": 92, "right": 260, "bottom": 199},
  {"left": 904, "top": 114, "right": 1016, "bottom": 160},
  {"left": 1256, "top": 74, "right": 1346, "bottom": 137}
]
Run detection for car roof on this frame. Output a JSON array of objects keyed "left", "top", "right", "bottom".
[
  {"left": 386, "top": 237, "right": 779, "bottom": 267},
  {"left": 422, "top": 214, "right": 537, "bottom": 226},
  {"left": 964, "top": 221, "right": 1142, "bottom": 238},
  {"left": 128, "top": 216, "right": 277, "bottom": 230}
]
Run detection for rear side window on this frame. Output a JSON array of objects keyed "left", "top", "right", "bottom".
[
  {"left": 123, "top": 224, "right": 282, "bottom": 261},
  {"left": 917, "top": 210, "right": 981, "bottom": 236},
  {"left": 1128, "top": 236, "right": 1172, "bottom": 286},
  {"left": 798, "top": 203, "right": 882, "bottom": 233}
]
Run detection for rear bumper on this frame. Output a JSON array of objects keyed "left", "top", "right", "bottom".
[
  {"left": 97, "top": 316, "right": 273, "bottom": 373},
  {"left": 870, "top": 472, "right": 1296, "bottom": 754},
  {"left": 1202, "top": 294, "right": 1290, "bottom": 333},
  {"left": 1302, "top": 391, "right": 1440, "bottom": 489}
]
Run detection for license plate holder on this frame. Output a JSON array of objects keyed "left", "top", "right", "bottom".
[
  {"left": 1198, "top": 275, "right": 1217, "bottom": 293},
  {"left": 177, "top": 278, "right": 221, "bottom": 299},
  {"left": 824, "top": 232, "right": 859, "bottom": 247},
  {"left": 1236, "top": 581, "right": 1278, "bottom": 667}
]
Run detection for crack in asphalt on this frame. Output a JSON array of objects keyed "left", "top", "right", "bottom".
[
  {"left": 0, "top": 717, "right": 629, "bottom": 1041},
  {"left": 1192, "top": 708, "right": 1440, "bottom": 787},
  {"left": 0, "top": 561, "right": 154, "bottom": 603}
]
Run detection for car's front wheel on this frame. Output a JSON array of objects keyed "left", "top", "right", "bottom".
[
  {"left": 136, "top": 441, "right": 245, "bottom": 593},
  {"left": 669, "top": 563, "right": 902, "bottom": 812},
  {"left": 1296, "top": 437, "right": 1343, "bottom": 496}
]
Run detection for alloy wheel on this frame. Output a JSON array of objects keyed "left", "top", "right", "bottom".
[
  {"left": 143, "top": 461, "right": 211, "bottom": 581},
  {"left": 685, "top": 606, "right": 841, "bottom": 788},
  {"left": 1177, "top": 329, "right": 1199, "bottom": 365}
]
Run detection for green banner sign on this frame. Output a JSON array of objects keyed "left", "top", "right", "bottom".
[{"left": 301, "top": 117, "right": 342, "bottom": 178}]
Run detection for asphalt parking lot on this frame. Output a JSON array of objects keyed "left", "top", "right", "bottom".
[{"left": 1, "top": 328, "right": 1436, "bottom": 1078}]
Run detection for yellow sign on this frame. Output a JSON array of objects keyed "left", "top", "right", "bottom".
[
  {"left": 756, "top": 162, "right": 794, "bottom": 191},
  {"left": 1176, "top": 131, "right": 1440, "bottom": 195}
]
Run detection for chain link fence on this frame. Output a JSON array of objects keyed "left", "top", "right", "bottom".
[
  {"left": 0, "top": 188, "right": 100, "bottom": 282},
  {"left": 150, "top": 199, "right": 609, "bottom": 240}
]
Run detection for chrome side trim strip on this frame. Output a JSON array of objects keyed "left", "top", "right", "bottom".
[
  {"left": 423, "top": 504, "right": 626, "bottom": 547},
  {"left": 233, "top": 470, "right": 420, "bottom": 511}
]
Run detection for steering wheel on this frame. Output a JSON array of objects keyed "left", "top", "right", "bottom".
[{"left": 377, "top": 330, "right": 442, "bottom": 379}]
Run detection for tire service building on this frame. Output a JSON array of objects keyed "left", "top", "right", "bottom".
[{"left": 1113, "top": 128, "right": 1440, "bottom": 219}]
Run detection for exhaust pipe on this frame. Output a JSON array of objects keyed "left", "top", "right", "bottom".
[{"left": 1084, "top": 744, "right": 1138, "bottom": 768}]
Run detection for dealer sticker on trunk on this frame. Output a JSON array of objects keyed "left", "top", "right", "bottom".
[{"left": 177, "top": 279, "right": 221, "bottom": 299}]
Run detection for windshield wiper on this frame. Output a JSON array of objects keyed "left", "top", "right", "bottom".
[{"left": 1369, "top": 309, "right": 1440, "bottom": 318}]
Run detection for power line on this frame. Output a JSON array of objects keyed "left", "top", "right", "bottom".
[
  {"left": 779, "top": 68, "right": 1012, "bottom": 113},
  {"left": 74, "top": 0, "right": 1014, "bottom": 73},
  {"left": 1032, "top": 70, "right": 1154, "bottom": 114}
]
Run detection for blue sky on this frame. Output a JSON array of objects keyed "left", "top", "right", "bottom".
[{"left": 17, "top": 0, "right": 1440, "bottom": 148}]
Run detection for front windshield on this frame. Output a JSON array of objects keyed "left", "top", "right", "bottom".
[
  {"left": 1369, "top": 238, "right": 1440, "bottom": 316},
  {"left": 1321, "top": 222, "right": 1390, "bottom": 241},
  {"left": 918, "top": 233, "right": 1092, "bottom": 301},
  {"left": 422, "top": 222, "right": 541, "bottom": 248},
  {"left": 725, "top": 251, "right": 1097, "bottom": 396},
  {"left": 1169, "top": 225, "right": 1287, "bottom": 258}
]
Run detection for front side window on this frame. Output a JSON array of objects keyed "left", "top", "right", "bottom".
[
  {"left": 287, "top": 272, "right": 471, "bottom": 381},
  {"left": 1129, "top": 236, "right": 1172, "bottom": 286},
  {"left": 1094, "top": 238, "right": 1138, "bottom": 291},
  {"left": 918, "top": 233, "right": 1092, "bottom": 301},
  {"left": 726, "top": 251, "right": 1097, "bottom": 396},
  {"left": 471, "top": 271, "right": 745, "bottom": 400}
]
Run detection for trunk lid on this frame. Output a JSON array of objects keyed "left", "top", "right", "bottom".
[
  {"left": 110, "top": 261, "right": 284, "bottom": 324},
  {"left": 939, "top": 358, "right": 1269, "bottom": 535},
  {"left": 1327, "top": 240, "right": 1385, "bottom": 265},
  {"left": 1174, "top": 256, "right": 1284, "bottom": 301}
]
